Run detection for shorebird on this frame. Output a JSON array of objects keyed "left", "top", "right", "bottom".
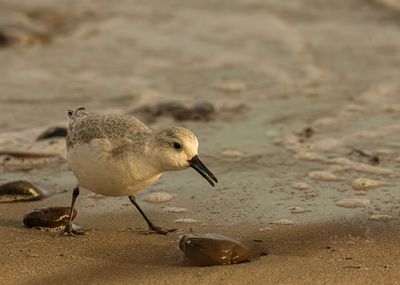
[{"left": 59, "top": 107, "right": 218, "bottom": 236}]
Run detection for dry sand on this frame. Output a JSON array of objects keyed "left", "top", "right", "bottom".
[{"left": 1, "top": 0, "right": 400, "bottom": 284}]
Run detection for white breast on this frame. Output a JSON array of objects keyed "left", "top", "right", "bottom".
[{"left": 67, "top": 139, "right": 162, "bottom": 196}]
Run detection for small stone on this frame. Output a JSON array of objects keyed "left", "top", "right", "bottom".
[
  {"left": 36, "top": 127, "right": 67, "bottom": 140},
  {"left": 179, "top": 234, "right": 251, "bottom": 266},
  {"left": 144, "top": 192, "right": 173, "bottom": 203},
  {"left": 0, "top": 31, "right": 11, "bottom": 47},
  {"left": 134, "top": 101, "right": 216, "bottom": 122},
  {"left": 0, "top": 181, "right": 46, "bottom": 203},
  {"left": 336, "top": 198, "right": 370, "bottom": 208},
  {"left": 192, "top": 101, "right": 215, "bottom": 120},
  {"left": 23, "top": 207, "right": 77, "bottom": 228}
]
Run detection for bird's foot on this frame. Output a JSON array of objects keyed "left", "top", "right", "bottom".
[
  {"left": 147, "top": 225, "right": 177, "bottom": 235},
  {"left": 58, "top": 223, "right": 85, "bottom": 237}
]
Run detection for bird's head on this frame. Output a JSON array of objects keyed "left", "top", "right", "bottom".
[{"left": 153, "top": 127, "right": 218, "bottom": 186}]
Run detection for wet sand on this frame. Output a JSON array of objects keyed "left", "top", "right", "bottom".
[{"left": 1, "top": 0, "right": 400, "bottom": 284}]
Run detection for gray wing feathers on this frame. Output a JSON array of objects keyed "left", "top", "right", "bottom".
[{"left": 66, "top": 112, "right": 151, "bottom": 150}]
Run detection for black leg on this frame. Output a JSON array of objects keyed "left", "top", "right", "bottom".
[
  {"left": 128, "top": 195, "right": 177, "bottom": 235},
  {"left": 59, "top": 186, "right": 84, "bottom": 236}
]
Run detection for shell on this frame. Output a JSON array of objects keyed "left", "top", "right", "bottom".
[
  {"left": 368, "top": 214, "right": 392, "bottom": 221},
  {"left": 0, "top": 181, "right": 46, "bottom": 203},
  {"left": 23, "top": 207, "right": 77, "bottom": 228},
  {"left": 163, "top": 206, "right": 187, "bottom": 213},
  {"left": 291, "top": 182, "right": 310, "bottom": 190},
  {"left": 351, "top": 178, "right": 384, "bottom": 191},
  {"left": 179, "top": 234, "right": 250, "bottom": 266},
  {"left": 144, "top": 192, "right": 173, "bottom": 203},
  {"left": 308, "top": 170, "right": 344, "bottom": 181}
]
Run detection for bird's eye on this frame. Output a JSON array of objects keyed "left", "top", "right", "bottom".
[{"left": 173, "top": 142, "right": 182, "bottom": 150}]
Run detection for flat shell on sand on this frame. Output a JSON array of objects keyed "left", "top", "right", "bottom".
[
  {"left": 351, "top": 178, "right": 385, "bottom": 191},
  {"left": 174, "top": 218, "right": 197, "bottom": 223},
  {"left": 308, "top": 170, "right": 344, "bottom": 181},
  {"left": 294, "top": 152, "right": 325, "bottom": 161},
  {"left": 311, "top": 117, "right": 338, "bottom": 130},
  {"left": 179, "top": 234, "right": 250, "bottom": 266},
  {"left": 335, "top": 198, "right": 370, "bottom": 208},
  {"left": 292, "top": 182, "right": 310, "bottom": 190},
  {"left": 0, "top": 180, "right": 46, "bottom": 203},
  {"left": 368, "top": 214, "right": 392, "bottom": 221},
  {"left": 163, "top": 207, "right": 188, "bottom": 213},
  {"left": 144, "top": 192, "right": 173, "bottom": 203},
  {"left": 215, "top": 81, "right": 247, "bottom": 93},
  {"left": 23, "top": 207, "right": 77, "bottom": 228},
  {"left": 327, "top": 158, "right": 394, "bottom": 176},
  {"left": 221, "top": 149, "right": 243, "bottom": 158}
]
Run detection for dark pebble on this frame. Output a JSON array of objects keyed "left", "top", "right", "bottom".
[
  {"left": 0, "top": 181, "right": 46, "bottom": 203},
  {"left": 134, "top": 101, "right": 216, "bottom": 122},
  {"left": 36, "top": 127, "right": 67, "bottom": 140},
  {"left": 23, "top": 207, "right": 77, "bottom": 228},
  {"left": 0, "top": 31, "right": 11, "bottom": 47},
  {"left": 159, "top": 102, "right": 194, "bottom": 121},
  {"left": 179, "top": 234, "right": 251, "bottom": 266},
  {"left": 192, "top": 101, "right": 215, "bottom": 120}
]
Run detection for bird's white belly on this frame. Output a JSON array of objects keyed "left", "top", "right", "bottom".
[{"left": 67, "top": 140, "right": 162, "bottom": 196}]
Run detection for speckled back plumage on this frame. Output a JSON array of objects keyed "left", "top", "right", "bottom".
[{"left": 66, "top": 108, "right": 151, "bottom": 150}]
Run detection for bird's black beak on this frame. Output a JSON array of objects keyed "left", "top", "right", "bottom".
[{"left": 188, "top": 155, "right": 218, "bottom": 187}]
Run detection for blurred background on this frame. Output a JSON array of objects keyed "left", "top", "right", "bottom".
[{"left": 0, "top": 0, "right": 399, "bottom": 131}]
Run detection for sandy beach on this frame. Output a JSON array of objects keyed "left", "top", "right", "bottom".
[{"left": 1, "top": 0, "right": 400, "bottom": 284}]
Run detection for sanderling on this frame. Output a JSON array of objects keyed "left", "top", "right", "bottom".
[{"left": 59, "top": 107, "right": 218, "bottom": 236}]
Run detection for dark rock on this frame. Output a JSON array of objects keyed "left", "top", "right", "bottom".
[
  {"left": 133, "top": 101, "right": 216, "bottom": 122},
  {"left": 23, "top": 207, "right": 77, "bottom": 228},
  {"left": 0, "top": 31, "right": 11, "bottom": 47},
  {"left": 296, "top": 127, "right": 314, "bottom": 139},
  {"left": 192, "top": 101, "right": 215, "bottom": 120},
  {"left": 179, "top": 234, "right": 251, "bottom": 266},
  {"left": 36, "top": 127, "right": 67, "bottom": 140},
  {"left": 0, "top": 181, "right": 46, "bottom": 203}
]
